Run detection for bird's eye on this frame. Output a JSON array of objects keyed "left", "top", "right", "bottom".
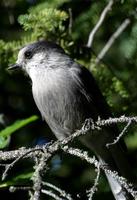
[{"left": 24, "top": 51, "right": 32, "bottom": 59}]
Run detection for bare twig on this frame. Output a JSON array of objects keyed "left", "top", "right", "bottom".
[
  {"left": 62, "top": 146, "right": 137, "bottom": 198},
  {"left": 0, "top": 116, "right": 137, "bottom": 162},
  {"left": 87, "top": 0, "right": 114, "bottom": 48},
  {"left": 9, "top": 186, "right": 32, "bottom": 192},
  {"left": 31, "top": 154, "right": 46, "bottom": 200},
  {"left": 106, "top": 120, "right": 132, "bottom": 147},
  {"left": 87, "top": 164, "right": 101, "bottom": 200},
  {"left": 41, "top": 189, "right": 63, "bottom": 200},
  {"left": 1, "top": 116, "right": 137, "bottom": 200},
  {"left": 96, "top": 18, "right": 131, "bottom": 63},
  {"left": 0, "top": 146, "right": 42, "bottom": 161},
  {"left": 62, "top": 146, "right": 99, "bottom": 168},
  {"left": 96, "top": 115, "right": 137, "bottom": 126},
  {"left": 43, "top": 182, "right": 73, "bottom": 200},
  {"left": 2, "top": 148, "right": 43, "bottom": 181}
]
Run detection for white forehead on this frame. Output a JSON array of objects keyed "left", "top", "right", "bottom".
[
  {"left": 17, "top": 46, "right": 45, "bottom": 63},
  {"left": 17, "top": 47, "right": 27, "bottom": 61}
]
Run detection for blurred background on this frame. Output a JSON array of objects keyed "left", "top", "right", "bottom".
[{"left": 0, "top": 0, "right": 137, "bottom": 199}]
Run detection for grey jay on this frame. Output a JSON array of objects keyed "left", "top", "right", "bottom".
[{"left": 8, "top": 41, "right": 134, "bottom": 200}]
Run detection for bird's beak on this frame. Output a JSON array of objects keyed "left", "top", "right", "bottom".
[{"left": 7, "top": 63, "right": 22, "bottom": 71}]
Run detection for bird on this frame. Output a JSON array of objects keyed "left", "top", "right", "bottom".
[{"left": 8, "top": 40, "right": 135, "bottom": 200}]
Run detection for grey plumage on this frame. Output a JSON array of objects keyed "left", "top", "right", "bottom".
[{"left": 11, "top": 40, "right": 135, "bottom": 200}]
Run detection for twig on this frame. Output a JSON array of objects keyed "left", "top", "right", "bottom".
[
  {"left": 0, "top": 116, "right": 137, "bottom": 199},
  {"left": 62, "top": 146, "right": 137, "bottom": 198},
  {"left": 106, "top": 120, "right": 132, "bottom": 147},
  {"left": 42, "top": 182, "right": 73, "bottom": 200},
  {"left": 87, "top": 0, "right": 114, "bottom": 48},
  {"left": 96, "top": 18, "right": 131, "bottom": 63},
  {"left": 0, "top": 116, "right": 137, "bottom": 163},
  {"left": 41, "top": 189, "right": 63, "bottom": 200},
  {"left": 31, "top": 153, "right": 49, "bottom": 200},
  {"left": 87, "top": 164, "right": 101, "bottom": 200},
  {"left": 0, "top": 146, "right": 42, "bottom": 161},
  {"left": 9, "top": 186, "right": 32, "bottom": 192},
  {"left": 62, "top": 146, "right": 99, "bottom": 169},
  {"left": 2, "top": 148, "right": 43, "bottom": 181},
  {"left": 96, "top": 115, "right": 137, "bottom": 126}
]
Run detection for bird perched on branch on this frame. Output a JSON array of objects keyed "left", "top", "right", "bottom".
[{"left": 8, "top": 40, "right": 135, "bottom": 200}]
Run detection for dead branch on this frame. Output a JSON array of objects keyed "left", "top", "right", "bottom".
[
  {"left": 87, "top": 0, "right": 114, "bottom": 48},
  {"left": 0, "top": 116, "right": 137, "bottom": 200},
  {"left": 96, "top": 18, "right": 130, "bottom": 63}
]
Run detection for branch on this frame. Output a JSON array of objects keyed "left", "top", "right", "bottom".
[
  {"left": 86, "top": 0, "right": 114, "bottom": 48},
  {"left": 87, "top": 163, "right": 100, "bottom": 200},
  {"left": 96, "top": 115, "right": 137, "bottom": 126},
  {"left": 0, "top": 116, "right": 137, "bottom": 162},
  {"left": 62, "top": 146, "right": 137, "bottom": 198},
  {"left": 1, "top": 116, "right": 137, "bottom": 199},
  {"left": 31, "top": 154, "right": 47, "bottom": 200},
  {"left": 42, "top": 182, "right": 73, "bottom": 200},
  {"left": 41, "top": 189, "right": 63, "bottom": 200},
  {"left": 106, "top": 120, "right": 132, "bottom": 147},
  {"left": 0, "top": 146, "right": 42, "bottom": 161},
  {"left": 2, "top": 148, "right": 43, "bottom": 180},
  {"left": 96, "top": 18, "right": 130, "bottom": 63}
]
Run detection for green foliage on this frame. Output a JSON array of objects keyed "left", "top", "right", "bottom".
[
  {"left": 0, "top": 115, "right": 38, "bottom": 137},
  {"left": 18, "top": 6, "right": 68, "bottom": 40},
  {"left": 120, "top": 23, "right": 137, "bottom": 59},
  {"left": 0, "top": 136, "right": 10, "bottom": 150},
  {"left": 89, "top": 59, "right": 129, "bottom": 110},
  {"left": 0, "top": 2, "right": 69, "bottom": 70},
  {"left": 125, "top": 131, "right": 137, "bottom": 150},
  {"left": 0, "top": 172, "right": 32, "bottom": 188},
  {"left": 112, "top": 77, "right": 128, "bottom": 99},
  {"left": 0, "top": 115, "right": 38, "bottom": 149},
  {"left": 0, "top": 40, "right": 22, "bottom": 67}
]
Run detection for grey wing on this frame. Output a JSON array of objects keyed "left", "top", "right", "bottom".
[
  {"left": 71, "top": 63, "right": 125, "bottom": 136},
  {"left": 70, "top": 63, "right": 127, "bottom": 150},
  {"left": 70, "top": 64, "right": 112, "bottom": 119}
]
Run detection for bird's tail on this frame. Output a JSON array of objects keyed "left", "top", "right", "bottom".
[
  {"left": 98, "top": 141, "right": 135, "bottom": 200},
  {"left": 104, "top": 165, "right": 133, "bottom": 200},
  {"left": 81, "top": 131, "right": 136, "bottom": 200}
]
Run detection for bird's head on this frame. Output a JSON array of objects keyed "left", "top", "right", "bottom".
[{"left": 8, "top": 40, "right": 67, "bottom": 76}]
